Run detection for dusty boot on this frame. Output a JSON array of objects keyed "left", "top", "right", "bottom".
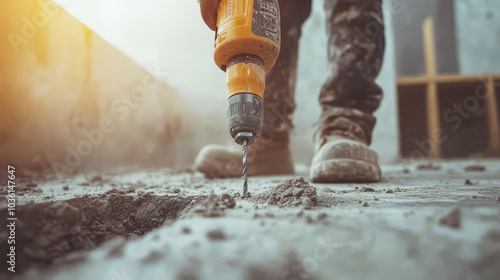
[
  {"left": 310, "top": 117, "right": 381, "bottom": 183},
  {"left": 194, "top": 131, "right": 294, "bottom": 178}
]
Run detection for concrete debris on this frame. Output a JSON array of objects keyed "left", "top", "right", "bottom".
[
  {"left": 483, "top": 230, "right": 500, "bottom": 243},
  {"left": 417, "top": 163, "right": 441, "bottom": 170},
  {"left": 182, "top": 226, "right": 191, "bottom": 234},
  {"left": 141, "top": 250, "right": 164, "bottom": 264},
  {"left": 465, "top": 179, "right": 474, "bottom": 185},
  {"left": 464, "top": 165, "right": 486, "bottom": 172},
  {"left": 302, "top": 197, "right": 313, "bottom": 209},
  {"left": 0, "top": 193, "right": 192, "bottom": 270},
  {"left": 206, "top": 228, "right": 226, "bottom": 241},
  {"left": 254, "top": 177, "right": 318, "bottom": 208},
  {"left": 317, "top": 213, "right": 328, "bottom": 220},
  {"left": 186, "top": 193, "right": 236, "bottom": 218},
  {"left": 439, "top": 208, "right": 461, "bottom": 229}
]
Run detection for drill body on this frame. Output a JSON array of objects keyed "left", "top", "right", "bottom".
[{"left": 214, "top": 0, "right": 281, "bottom": 145}]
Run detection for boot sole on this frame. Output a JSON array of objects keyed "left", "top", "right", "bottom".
[
  {"left": 194, "top": 144, "right": 295, "bottom": 178},
  {"left": 194, "top": 157, "right": 242, "bottom": 179},
  {"left": 310, "top": 158, "right": 381, "bottom": 183},
  {"left": 196, "top": 157, "right": 296, "bottom": 178}
]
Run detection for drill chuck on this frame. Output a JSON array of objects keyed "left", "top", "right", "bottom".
[{"left": 228, "top": 93, "right": 263, "bottom": 145}]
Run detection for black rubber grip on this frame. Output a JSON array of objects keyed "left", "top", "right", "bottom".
[{"left": 227, "top": 93, "right": 263, "bottom": 145}]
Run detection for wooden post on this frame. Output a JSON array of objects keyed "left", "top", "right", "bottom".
[
  {"left": 486, "top": 76, "right": 500, "bottom": 153},
  {"left": 423, "top": 18, "right": 441, "bottom": 157}
]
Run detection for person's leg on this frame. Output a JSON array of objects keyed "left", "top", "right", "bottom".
[
  {"left": 249, "top": 0, "right": 312, "bottom": 168},
  {"left": 195, "top": 0, "right": 312, "bottom": 178},
  {"left": 310, "top": 0, "right": 385, "bottom": 182},
  {"left": 262, "top": 0, "right": 312, "bottom": 131}
]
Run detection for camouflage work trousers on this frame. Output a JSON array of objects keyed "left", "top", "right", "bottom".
[{"left": 264, "top": 0, "right": 385, "bottom": 145}]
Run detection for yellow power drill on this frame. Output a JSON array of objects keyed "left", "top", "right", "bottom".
[{"left": 213, "top": 0, "right": 281, "bottom": 196}]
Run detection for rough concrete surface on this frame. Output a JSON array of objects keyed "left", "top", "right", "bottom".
[{"left": 1, "top": 159, "right": 500, "bottom": 280}]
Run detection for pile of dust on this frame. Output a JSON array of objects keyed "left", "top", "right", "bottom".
[
  {"left": 253, "top": 177, "right": 318, "bottom": 208},
  {"left": 0, "top": 192, "right": 193, "bottom": 273},
  {"left": 178, "top": 192, "right": 236, "bottom": 218}
]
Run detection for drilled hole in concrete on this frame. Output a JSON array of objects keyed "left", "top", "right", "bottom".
[{"left": 0, "top": 192, "right": 199, "bottom": 273}]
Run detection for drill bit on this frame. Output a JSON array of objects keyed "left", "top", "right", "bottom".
[{"left": 242, "top": 139, "right": 248, "bottom": 197}]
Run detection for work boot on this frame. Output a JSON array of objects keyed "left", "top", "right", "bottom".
[
  {"left": 310, "top": 116, "right": 381, "bottom": 183},
  {"left": 194, "top": 131, "right": 294, "bottom": 178}
]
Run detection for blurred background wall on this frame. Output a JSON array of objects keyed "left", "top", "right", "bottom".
[
  {"left": 0, "top": 0, "right": 197, "bottom": 175},
  {"left": 54, "top": 0, "right": 499, "bottom": 165}
]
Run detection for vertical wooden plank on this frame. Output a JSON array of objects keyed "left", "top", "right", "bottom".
[
  {"left": 423, "top": 18, "right": 441, "bottom": 157},
  {"left": 486, "top": 76, "right": 500, "bottom": 152},
  {"left": 424, "top": 19, "right": 437, "bottom": 78}
]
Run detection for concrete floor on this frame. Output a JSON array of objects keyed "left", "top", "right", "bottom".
[{"left": 2, "top": 159, "right": 500, "bottom": 280}]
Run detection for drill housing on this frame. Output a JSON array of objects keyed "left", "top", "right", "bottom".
[{"left": 214, "top": 0, "right": 281, "bottom": 145}]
